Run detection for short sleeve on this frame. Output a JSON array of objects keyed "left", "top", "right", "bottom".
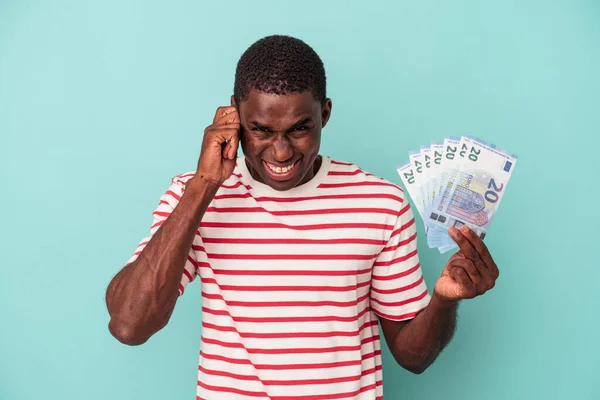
[
  {"left": 124, "top": 177, "right": 200, "bottom": 296},
  {"left": 370, "top": 201, "right": 431, "bottom": 321}
]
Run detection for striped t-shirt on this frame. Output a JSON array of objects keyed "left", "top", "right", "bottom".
[{"left": 126, "top": 156, "right": 431, "bottom": 400}]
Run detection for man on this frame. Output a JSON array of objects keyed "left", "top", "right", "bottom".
[{"left": 106, "top": 35, "right": 499, "bottom": 399}]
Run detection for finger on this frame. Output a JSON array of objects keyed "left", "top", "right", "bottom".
[
  {"left": 448, "top": 267, "right": 476, "bottom": 298},
  {"left": 205, "top": 124, "right": 241, "bottom": 140},
  {"left": 449, "top": 226, "right": 483, "bottom": 266},
  {"left": 216, "top": 110, "right": 240, "bottom": 126},
  {"left": 210, "top": 125, "right": 240, "bottom": 141},
  {"left": 449, "top": 259, "right": 481, "bottom": 285},
  {"left": 457, "top": 226, "right": 499, "bottom": 289},
  {"left": 204, "top": 127, "right": 239, "bottom": 154},
  {"left": 446, "top": 252, "right": 466, "bottom": 265},
  {"left": 449, "top": 266, "right": 469, "bottom": 285},
  {"left": 458, "top": 259, "right": 491, "bottom": 295},
  {"left": 213, "top": 107, "right": 239, "bottom": 125},
  {"left": 459, "top": 225, "right": 498, "bottom": 276},
  {"left": 462, "top": 247, "right": 496, "bottom": 291},
  {"left": 222, "top": 141, "right": 232, "bottom": 160},
  {"left": 208, "top": 126, "right": 240, "bottom": 160},
  {"left": 213, "top": 106, "right": 237, "bottom": 123},
  {"left": 226, "top": 128, "right": 240, "bottom": 160}
]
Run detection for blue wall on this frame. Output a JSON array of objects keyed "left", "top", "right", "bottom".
[{"left": 1, "top": 1, "right": 598, "bottom": 399}]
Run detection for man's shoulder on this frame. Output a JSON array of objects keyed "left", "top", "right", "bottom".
[
  {"left": 170, "top": 172, "right": 196, "bottom": 187},
  {"left": 168, "top": 170, "right": 245, "bottom": 191}
]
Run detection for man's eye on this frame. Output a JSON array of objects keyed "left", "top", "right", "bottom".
[
  {"left": 251, "top": 127, "right": 268, "bottom": 132},
  {"left": 294, "top": 126, "right": 308, "bottom": 131}
]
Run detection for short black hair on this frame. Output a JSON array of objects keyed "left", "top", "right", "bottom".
[{"left": 233, "top": 35, "right": 326, "bottom": 106}]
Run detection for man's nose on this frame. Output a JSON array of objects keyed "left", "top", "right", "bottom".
[{"left": 272, "top": 135, "right": 293, "bottom": 162}]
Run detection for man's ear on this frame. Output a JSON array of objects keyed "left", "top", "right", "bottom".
[
  {"left": 230, "top": 95, "right": 236, "bottom": 108},
  {"left": 321, "top": 98, "right": 333, "bottom": 128}
]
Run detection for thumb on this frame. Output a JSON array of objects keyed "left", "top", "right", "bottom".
[
  {"left": 226, "top": 132, "right": 240, "bottom": 160},
  {"left": 222, "top": 149, "right": 238, "bottom": 180}
]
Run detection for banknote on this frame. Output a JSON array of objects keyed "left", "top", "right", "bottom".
[
  {"left": 396, "top": 162, "right": 425, "bottom": 220},
  {"left": 427, "top": 136, "right": 517, "bottom": 247},
  {"left": 428, "top": 142, "right": 444, "bottom": 202},
  {"left": 396, "top": 135, "right": 517, "bottom": 254},
  {"left": 408, "top": 149, "right": 426, "bottom": 213},
  {"left": 420, "top": 145, "right": 433, "bottom": 209},
  {"left": 425, "top": 137, "right": 460, "bottom": 227}
]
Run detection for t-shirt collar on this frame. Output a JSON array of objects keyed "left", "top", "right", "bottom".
[{"left": 237, "top": 155, "right": 331, "bottom": 197}]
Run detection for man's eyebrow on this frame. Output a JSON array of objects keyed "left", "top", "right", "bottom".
[
  {"left": 250, "top": 121, "right": 272, "bottom": 131},
  {"left": 286, "top": 117, "right": 313, "bottom": 131}
]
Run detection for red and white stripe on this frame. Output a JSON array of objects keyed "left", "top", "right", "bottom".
[{"left": 125, "top": 156, "right": 430, "bottom": 399}]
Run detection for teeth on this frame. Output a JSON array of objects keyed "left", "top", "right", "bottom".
[{"left": 267, "top": 162, "right": 294, "bottom": 174}]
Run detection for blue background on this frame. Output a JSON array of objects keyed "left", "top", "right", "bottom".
[{"left": 1, "top": 1, "right": 599, "bottom": 399}]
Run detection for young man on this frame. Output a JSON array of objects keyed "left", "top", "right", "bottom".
[{"left": 106, "top": 35, "right": 499, "bottom": 399}]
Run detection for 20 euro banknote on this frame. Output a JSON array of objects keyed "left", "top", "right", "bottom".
[{"left": 427, "top": 136, "right": 517, "bottom": 244}]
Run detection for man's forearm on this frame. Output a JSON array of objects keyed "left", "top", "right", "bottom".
[
  {"left": 106, "top": 176, "right": 218, "bottom": 345},
  {"left": 391, "top": 293, "right": 458, "bottom": 373}
]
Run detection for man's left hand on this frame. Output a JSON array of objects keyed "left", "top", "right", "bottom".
[{"left": 433, "top": 225, "right": 500, "bottom": 302}]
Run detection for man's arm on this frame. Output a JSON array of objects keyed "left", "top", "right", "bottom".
[
  {"left": 378, "top": 294, "right": 457, "bottom": 374},
  {"left": 379, "top": 225, "right": 499, "bottom": 374},
  {"left": 106, "top": 105, "right": 241, "bottom": 346},
  {"left": 106, "top": 177, "right": 218, "bottom": 345}
]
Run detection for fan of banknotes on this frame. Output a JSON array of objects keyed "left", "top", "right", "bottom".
[{"left": 396, "top": 136, "right": 517, "bottom": 254}]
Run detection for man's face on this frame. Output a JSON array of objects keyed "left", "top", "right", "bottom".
[{"left": 235, "top": 89, "right": 332, "bottom": 191}]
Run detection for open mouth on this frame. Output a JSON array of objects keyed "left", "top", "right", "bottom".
[{"left": 262, "top": 160, "right": 299, "bottom": 181}]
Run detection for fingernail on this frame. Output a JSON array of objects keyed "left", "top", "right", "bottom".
[
  {"left": 449, "top": 227, "right": 458, "bottom": 236},
  {"left": 460, "top": 225, "right": 469, "bottom": 233}
]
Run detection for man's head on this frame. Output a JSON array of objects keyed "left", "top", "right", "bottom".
[{"left": 232, "top": 35, "right": 332, "bottom": 191}]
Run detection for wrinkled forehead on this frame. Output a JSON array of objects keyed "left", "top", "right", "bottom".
[{"left": 239, "top": 90, "right": 321, "bottom": 126}]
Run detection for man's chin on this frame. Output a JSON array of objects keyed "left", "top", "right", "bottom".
[
  {"left": 246, "top": 159, "right": 306, "bottom": 191},
  {"left": 259, "top": 165, "right": 303, "bottom": 190},
  {"left": 262, "top": 175, "right": 298, "bottom": 191}
]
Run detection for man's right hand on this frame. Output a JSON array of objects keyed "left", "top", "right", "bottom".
[{"left": 196, "top": 106, "right": 241, "bottom": 184}]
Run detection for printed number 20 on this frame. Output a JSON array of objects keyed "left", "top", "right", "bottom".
[
  {"left": 485, "top": 178, "right": 504, "bottom": 203},
  {"left": 461, "top": 145, "right": 481, "bottom": 162}
]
